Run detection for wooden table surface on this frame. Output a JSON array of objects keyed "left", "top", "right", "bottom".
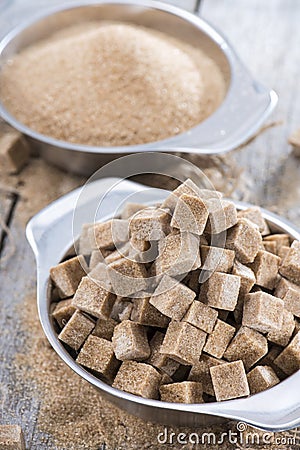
[{"left": 0, "top": 1, "right": 300, "bottom": 449}]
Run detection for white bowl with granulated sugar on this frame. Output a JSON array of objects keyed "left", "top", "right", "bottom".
[{"left": 0, "top": 1, "right": 277, "bottom": 175}]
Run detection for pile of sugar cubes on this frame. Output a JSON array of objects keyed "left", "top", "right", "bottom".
[{"left": 50, "top": 179, "right": 300, "bottom": 403}]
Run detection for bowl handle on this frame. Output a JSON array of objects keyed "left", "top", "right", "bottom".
[{"left": 203, "top": 371, "right": 300, "bottom": 432}]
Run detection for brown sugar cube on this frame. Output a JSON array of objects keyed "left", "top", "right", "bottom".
[
  {"left": 197, "top": 188, "right": 223, "bottom": 200},
  {"left": 107, "top": 258, "right": 148, "bottom": 296},
  {"left": 263, "top": 240, "right": 277, "bottom": 255},
  {"left": 161, "top": 179, "right": 202, "bottom": 212},
  {"left": 88, "top": 262, "right": 111, "bottom": 291},
  {"left": 203, "top": 319, "right": 235, "bottom": 359},
  {"left": 248, "top": 250, "right": 281, "bottom": 290},
  {"left": 232, "top": 260, "right": 256, "bottom": 296},
  {"left": 121, "top": 202, "right": 146, "bottom": 219},
  {"left": 129, "top": 207, "right": 170, "bottom": 240},
  {"left": 77, "top": 335, "right": 120, "bottom": 382},
  {"left": 226, "top": 218, "right": 262, "bottom": 264},
  {"left": 150, "top": 276, "right": 195, "bottom": 321},
  {"left": 72, "top": 276, "right": 114, "bottom": 319},
  {"left": 89, "top": 219, "right": 129, "bottom": 250},
  {"left": 93, "top": 317, "right": 118, "bottom": 340},
  {"left": 0, "top": 126, "right": 30, "bottom": 174},
  {"left": 275, "top": 277, "right": 300, "bottom": 318},
  {"left": 238, "top": 206, "right": 270, "bottom": 235},
  {"left": 110, "top": 297, "right": 133, "bottom": 322},
  {"left": 52, "top": 298, "right": 76, "bottom": 328},
  {"left": 50, "top": 255, "right": 88, "bottom": 298},
  {"left": 247, "top": 366, "right": 280, "bottom": 395},
  {"left": 162, "top": 180, "right": 222, "bottom": 212},
  {"left": 267, "top": 309, "right": 295, "bottom": 347},
  {"left": 264, "top": 234, "right": 290, "bottom": 254},
  {"left": 224, "top": 326, "right": 268, "bottom": 370},
  {"left": 131, "top": 295, "right": 170, "bottom": 328},
  {"left": 58, "top": 310, "right": 95, "bottom": 351},
  {"left": 112, "top": 320, "right": 150, "bottom": 361},
  {"left": 274, "top": 331, "right": 300, "bottom": 375},
  {"left": 205, "top": 199, "right": 238, "bottom": 234},
  {"left": 171, "top": 193, "right": 209, "bottom": 235},
  {"left": 280, "top": 241, "right": 300, "bottom": 285},
  {"left": 242, "top": 292, "right": 284, "bottom": 334},
  {"left": 0, "top": 424, "right": 25, "bottom": 450},
  {"left": 89, "top": 250, "right": 105, "bottom": 270},
  {"left": 188, "top": 354, "right": 225, "bottom": 396},
  {"left": 200, "top": 245, "right": 235, "bottom": 273},
  {"left": 105, "top": 250, "right": 124, "bottom": 265},
  {"left": 201, "top": 245, "right": 235, "bottom": 273},
  {"left": 130, "top": 236, "right": 150, "bottom": 253},
  {"left": 155, "top": 232, "right": 201, "bottom": 277},
  {"left": 78, "top": 223, "right": 94, "bottom": 255},
  {"left": 183, "top": 301, "right": 218, "bottom": 334},
  {"left": 200, "top": 272, "right": 240, "bottom": 311},
  {"left": 146, "top": 331, "right": 180, "bottom": 376},
  {"left": 210, "top": 360, "right": 250, "bottom": 401},
  {"left": 105, "top": 242, "right": 131, "bottom": 265},
  {"left": 278, "top": 245, "right": 290, "bottom": 260},
  {"left": 160, "top": 381, "right": 204, "bottom": 404},
  {"left": 113, "top": 361, "right": 161, "bottom": 399},
  {"left": 160, "top": 321, "right": 207, "bottom": 365}
]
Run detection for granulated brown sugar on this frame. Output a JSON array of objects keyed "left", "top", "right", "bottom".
[{"left": 0, "top": 22, "right": 225, "bottom": 147}]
